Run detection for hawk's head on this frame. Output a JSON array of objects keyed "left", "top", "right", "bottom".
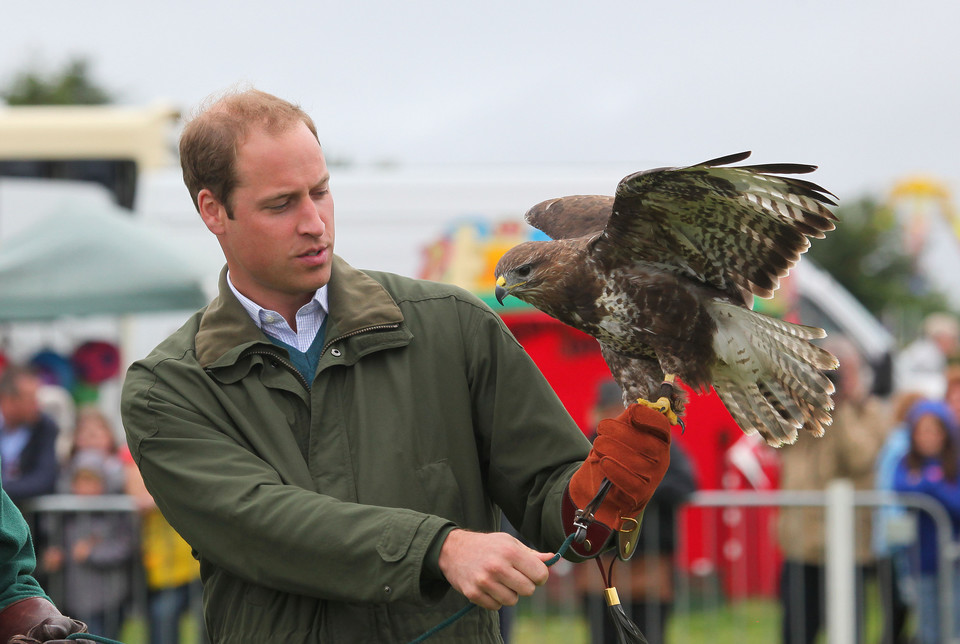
[{"left": 494, "top": 241, "right": 566, "bottom": 308}]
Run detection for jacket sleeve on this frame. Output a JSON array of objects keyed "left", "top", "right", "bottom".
[
  {"left": 0, "top": 486, "right": 47, "bottom": 610},
  {"left": 459, "top": 301, "right": 591, "bottom": 553},
  {"left": 122, "top": 359, "right": 453, "bottom": 605}
]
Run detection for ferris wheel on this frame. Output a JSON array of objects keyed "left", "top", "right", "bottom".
[
  {"left": 888, "top": 175, "right": 960, "bottom": 308},
  {"left": 888, "top": 176, "right": 957, "bottom": 256}
]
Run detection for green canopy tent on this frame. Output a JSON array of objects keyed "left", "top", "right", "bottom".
[{"left": 0, "top": 204, "right": 208, "bottom": 321}]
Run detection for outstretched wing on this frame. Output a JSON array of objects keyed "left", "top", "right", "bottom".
[
  {"left": 524, "top": 194, "right": 615, "bottom": 241},
  {"left": 592, "top": 151, "right": 837, "bottom": 305}
]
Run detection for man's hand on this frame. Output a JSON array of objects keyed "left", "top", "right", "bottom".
[{"left": 437, "top": 529, "right": 553, "bottom": 610}]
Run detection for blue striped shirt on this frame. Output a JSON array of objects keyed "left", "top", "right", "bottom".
[{"left": 227, "top": 272, "right": 329, "bottom": 353}]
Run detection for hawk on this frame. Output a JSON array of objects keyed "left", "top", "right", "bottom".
[{"left": 494, "top": 151, "right": 838, "bottom": 447}]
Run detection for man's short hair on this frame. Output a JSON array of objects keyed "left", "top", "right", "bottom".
[{"left": 179, "top": 88, "right": 319, "bottom": 218}]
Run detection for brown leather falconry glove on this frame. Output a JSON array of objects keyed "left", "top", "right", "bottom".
[
  {"left": 563, "top": 403, "right": 671, "bottom": 558},
  {"left": 0, "top": 597, "right": 92, "bottom": 644}
]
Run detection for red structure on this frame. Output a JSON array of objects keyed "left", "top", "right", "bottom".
[
  {"left": 498, "top": 307, "right": 783, "bottom": 600},
  {"left": 420, "top": 217, "right": 785, "bottom": 599}
]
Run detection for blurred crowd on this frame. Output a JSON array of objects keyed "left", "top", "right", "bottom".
[
  {"left": 3, "top": 312, "right": 960, "bottom": 644},
  {"left": 0, "top": 363, "right": 206, "bottom": 644},
  {"left": 777, "top": 312, "right": 960, "bottom": 644}
]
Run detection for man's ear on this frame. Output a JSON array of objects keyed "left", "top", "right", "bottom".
[{"left": 198, "top": 189, "right": 227, "bottom": 235}]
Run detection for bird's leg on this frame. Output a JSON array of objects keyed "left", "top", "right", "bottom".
[{"left": 636, "top": 373, "right": 680, "bottom": 425}]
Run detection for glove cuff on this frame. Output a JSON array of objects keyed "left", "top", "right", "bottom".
[
  {"left": 561, "top": 484, "right": 614, "bottom": 558},
  {"left": 0, "top": 597, "right": 88, "bottom": 644}
]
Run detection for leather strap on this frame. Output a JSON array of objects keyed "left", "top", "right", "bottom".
[{"left": 561, "top": 486, "right": 613, "bottom": 558}]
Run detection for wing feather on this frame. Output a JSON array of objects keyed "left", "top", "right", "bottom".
[
  {"left": 524, "top": 195, "right": 613, "bottom": 240},
  {"left": 589, "top": 151, "right": 837, "bottom": 304}
]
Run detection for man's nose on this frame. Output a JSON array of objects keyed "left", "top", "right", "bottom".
[{"left": 298, "top": 200, "right": 326, "bottom": 236}]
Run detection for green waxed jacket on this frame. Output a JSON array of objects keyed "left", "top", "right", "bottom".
[
  {"left": 121, "top": 256, "right": 591, "bottom": 643},
  {"left": 0, "top": 483, "right": 48, "bottom": 612}
]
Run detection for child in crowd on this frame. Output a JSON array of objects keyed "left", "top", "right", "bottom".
[
  {"left": 63, "top": 407, "right": 125, "bottom": 493},
  {"left": 892, "top": 399, "right": 960, "bottom": 644},
  {"left": 41, "top": 450, "right": 135, "bottom": 640}
]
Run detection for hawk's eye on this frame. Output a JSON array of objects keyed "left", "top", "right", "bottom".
[{"left": 516, "top": 264, "right": 532, "bottom": 278}]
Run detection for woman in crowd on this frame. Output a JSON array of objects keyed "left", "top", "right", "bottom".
[{"left": 892, "top": 399, "right": 960, "bottom": 644}]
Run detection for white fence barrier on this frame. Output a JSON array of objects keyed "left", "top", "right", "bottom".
[{"left": 18, "top": 486, "right": 960, "bottom": 644}]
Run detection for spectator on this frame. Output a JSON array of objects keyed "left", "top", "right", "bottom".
[
  {"left": 896, "top": 312, "right": 960, "bottom": 399},
  {"left": 892, "top": 399, "right": 960, "bottom": 644},
  {"left": 873, "top": 390, "right": 926, "bottom": 644},
  {"left": 123, "top": 450, "right": 207, "bottom": 644},
  {"left": 578, "top": 380, "right": 697, "bottom": 644},
  {"left": 0, "top": 364, "right": 60, "bottom": 503},
  {"left": 39, "top": 450, "right": 134, "bottom": 640},
  {"left": 777, "top": 337, "right": 889, "bottom": 644},
  {"left": 61, "top": 407, "right": 125, "bottom": 494}
]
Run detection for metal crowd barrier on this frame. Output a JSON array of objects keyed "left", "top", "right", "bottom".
[
  {"left": 682, "top": 484, "right": 958, "bottom": 644},
  {"left": 17, "top": 486, "right": 960, "bottom": 644},
  {"left": 19, "top": 495, "right": 204, "bottom": 644},
  {"left": 523, "top": 483, "right": 958, "bottom": 644}
]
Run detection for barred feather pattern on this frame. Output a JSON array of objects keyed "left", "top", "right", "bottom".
[
  {"left": 596, "top": 152, "right": 837, "bottom": 306},
  {"left": 709, "top": 300, "right": 837, "bottom": 446},
  {"left": 493, "top": 151, "right": 840, "bottom": 446}
]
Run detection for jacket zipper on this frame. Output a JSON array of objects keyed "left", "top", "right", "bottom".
[
  {"left": 245, "top": 323, "right": 401, "bottom": 390},
  {"left": 320, "top": 323, "right": 401, "bottom": 358},
  {"left": 245, "top": 348, "right": 311, "bottom": 391}
]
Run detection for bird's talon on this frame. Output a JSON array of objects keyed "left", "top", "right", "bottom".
[{"left": 636, "top": 396, "right": 680, "bottom": 426}]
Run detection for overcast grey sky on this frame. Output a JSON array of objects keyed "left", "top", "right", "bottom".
[{"left": 2, "top": 0, "right": 958, "bottom": 200}]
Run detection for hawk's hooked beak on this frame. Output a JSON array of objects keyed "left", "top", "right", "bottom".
[{"left": 495, "top": 276, "right": 508, "bottom": 306}]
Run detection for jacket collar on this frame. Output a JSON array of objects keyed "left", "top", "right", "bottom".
[{"left": 196, "top": 255, "right": 404, "bottom": 368}]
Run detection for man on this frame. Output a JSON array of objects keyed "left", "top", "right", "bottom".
[
  {"left": 895, "top": 312, "right": 960, "bottom": 398},
  {"left": 121, "top": 88, "right": 671, "bottom": 643},
  {"left": 0, "top": 366, "right": 59, "bottom": 504},
  {"left": 777, "top": 337, "right": 889, "bottom": 644}
]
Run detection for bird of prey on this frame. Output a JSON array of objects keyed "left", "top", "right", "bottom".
[{"left": 494, "top": 151, "right": 839, "bottom": 447}]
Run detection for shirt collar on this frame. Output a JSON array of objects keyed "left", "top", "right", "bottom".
[{"left": 226, "top": 271, "right": 329, "bottom": 331}]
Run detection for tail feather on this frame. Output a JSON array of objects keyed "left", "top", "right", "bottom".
[{"left": 710, "top": 300, "right": 836, "bottom": 447}]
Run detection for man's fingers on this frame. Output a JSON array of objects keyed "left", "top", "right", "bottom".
[
  {"left": 519, "top": 549, "right": 552, "bottom": 586},
  {"left": 438, "top": 530, "right": 553, "bottom": 609}
]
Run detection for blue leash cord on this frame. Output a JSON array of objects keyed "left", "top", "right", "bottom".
[
  {"left": 67, "top": 532, "right": 578, "bottom": 644},
  {"left": 407, "top": 532, "right": 577, "bottom": 644},
  {"left": 66, "top": 634, "right": 125, "bottom": 643}
]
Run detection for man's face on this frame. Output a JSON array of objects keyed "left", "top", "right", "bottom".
[
  {"left": 0, "top": 375, "right": 41, "bottom": 428},
  {"left": 198, "top": 121, "right": 335, "bottom": 319},
  {"left": 914, "top": 414, "right": 947, "bottom": 458}
]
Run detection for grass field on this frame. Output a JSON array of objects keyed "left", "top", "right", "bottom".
[
  {"left": 106, "top": 580, "right": 907, "bottom": 643},
  {"left": 511, "top": 599, "right": 781, "bottom": 644},
  {"left": 509, "top": 579, "right": 907, "bottom": 643}
]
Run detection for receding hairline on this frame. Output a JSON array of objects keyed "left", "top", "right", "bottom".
[
  {"left": 186, "top": 87, "right": 320, "bottom": 144},
  {"left": 178, "top": 87, "right": 321, "bottom": 214}
]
